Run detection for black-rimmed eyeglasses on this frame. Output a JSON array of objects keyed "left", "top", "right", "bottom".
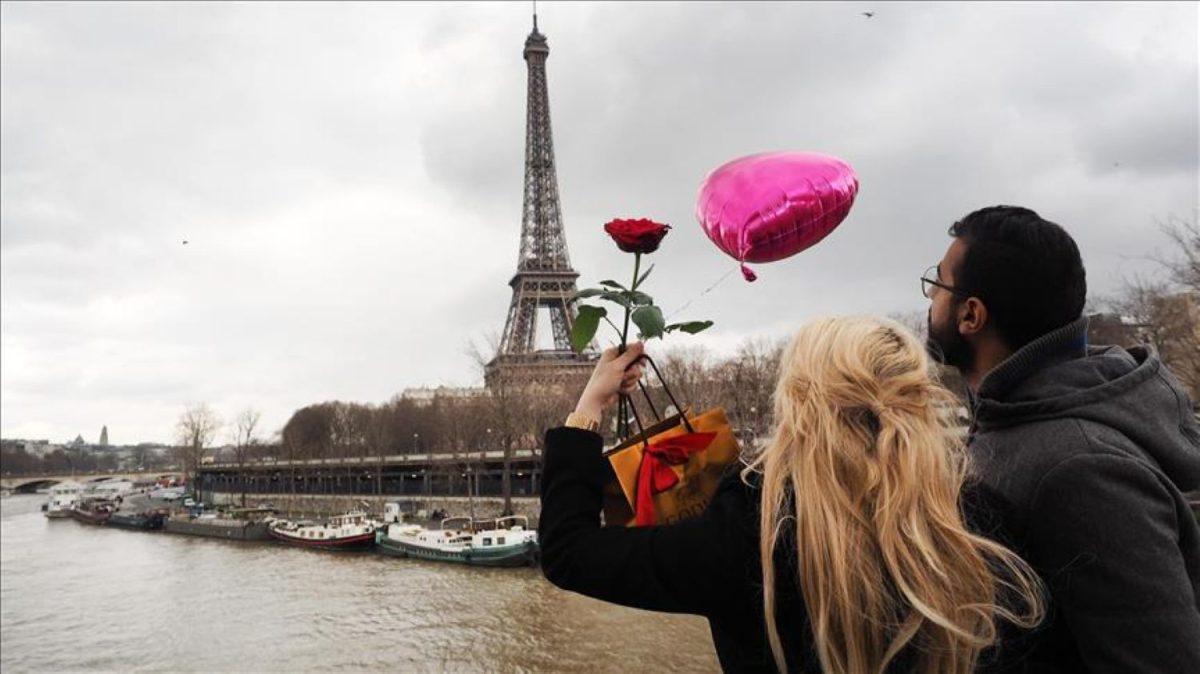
[{"left": 920, "top": 265, "right": 969, "bottom": 299}]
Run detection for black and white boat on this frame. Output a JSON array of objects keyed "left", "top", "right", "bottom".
[{"left": 376, "top": 516, "right": 538, "bottom": 567}]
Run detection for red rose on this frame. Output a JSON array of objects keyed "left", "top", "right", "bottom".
[{"left": 603, "top": 218, "right": 671, "bottom": 254}]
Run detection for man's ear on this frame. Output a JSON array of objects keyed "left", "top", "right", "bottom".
[{"left": 957, "top": 297, "right": 989, "bottom": 337}]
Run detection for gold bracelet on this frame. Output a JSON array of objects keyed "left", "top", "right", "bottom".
[{"left": 564, "top": 411, "right": 600, "bottom": 432}]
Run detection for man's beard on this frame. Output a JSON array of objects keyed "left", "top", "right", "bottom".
[{"left": 926, "top": 308, "right": 973, "bottom": 371}]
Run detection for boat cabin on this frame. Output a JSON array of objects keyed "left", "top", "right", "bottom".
[{"left": 329, "top": 511, "right": 368, "bottom": 528}]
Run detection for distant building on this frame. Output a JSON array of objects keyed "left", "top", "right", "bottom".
[
  {"left": 69, "top": 435, "right": 86, "bottom": 448},
  {"left": 99, "top": 425, "right": 109, "bottom": 447},
  {"left": 400, "top": 386, "right": 488, "bottom": 408},
  {"left": 1087, "top": 312, "right": 1144, "bottom": 347},
  {"left": 0, "top": 438, "right": 59, "bottom": 458},
  {"left": 29, "top": 440, "right": 60, "bottom": 457}
]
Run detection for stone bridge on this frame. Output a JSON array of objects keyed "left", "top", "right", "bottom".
[{"left": 1, "top": 471, "right": 184, "bottom": 493}]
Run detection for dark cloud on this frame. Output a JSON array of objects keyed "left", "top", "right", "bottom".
[{"left": 2, "top": 2, "right": 1196, "bottom": 442}]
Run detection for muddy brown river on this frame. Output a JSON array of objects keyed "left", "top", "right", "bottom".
[{"left": 1, "top": 494, "right": 718, "bottom": 672}]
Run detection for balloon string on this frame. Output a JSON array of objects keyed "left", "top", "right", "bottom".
[{"left": 665, "top": 267, "right": 737, "bottom": 320}]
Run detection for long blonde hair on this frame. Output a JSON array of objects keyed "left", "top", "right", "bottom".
[{"left": 743, "top": 316, "right": 1043, "bottom": 674}]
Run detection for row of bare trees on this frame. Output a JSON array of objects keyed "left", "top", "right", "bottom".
[
  {"left": 173, "top": 404, "right": 262, "bottom": 502},
  {"left": 252, "top": 340, "right": 786, "bottom": 512},
  {"left": 269, "top": 379, "right": 579, "bottom": 513},
  {"left": 268, "top": 341, "right": 785, "bottom": 463}
]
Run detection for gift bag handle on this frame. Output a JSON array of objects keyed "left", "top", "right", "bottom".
[{"left": 617, "top": 353, "right": 696, "bottom": 443}]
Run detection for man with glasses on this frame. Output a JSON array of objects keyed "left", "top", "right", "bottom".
[{"left": 923, "top": 205, "right": 1200, "bottom": 672}]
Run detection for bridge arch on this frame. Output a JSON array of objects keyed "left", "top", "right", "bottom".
[{"left": 13, "top": 479, "right": 60, "bottom": 494}]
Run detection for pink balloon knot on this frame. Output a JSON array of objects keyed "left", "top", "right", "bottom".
[{"left": 740, "top": 263, "right": 758, "bottom": 282}]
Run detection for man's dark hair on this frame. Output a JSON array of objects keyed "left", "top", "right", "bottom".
[{"left": 949, "top": 205, "right": 1086, "bottom": 351}]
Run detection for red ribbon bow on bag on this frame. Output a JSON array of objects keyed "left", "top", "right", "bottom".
[{"left": 635, "top": 431, "right": 718, "bottom": 526}]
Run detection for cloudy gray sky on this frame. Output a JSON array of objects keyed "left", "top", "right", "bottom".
[{"left": 2, "top": 1, "right": 1196, "bottom": 444}]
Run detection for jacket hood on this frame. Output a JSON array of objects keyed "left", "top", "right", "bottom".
[{"left": 973, "top": 316, "right": 1200, "bottom": 489}]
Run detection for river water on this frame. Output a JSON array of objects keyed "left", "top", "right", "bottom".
[{"left": 1, "top": 494, "right": 718, "bottom": 672}]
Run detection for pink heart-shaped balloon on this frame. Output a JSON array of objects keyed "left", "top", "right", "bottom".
[{"left": 696, "top": 152, "right": 859, "bottom": 281}]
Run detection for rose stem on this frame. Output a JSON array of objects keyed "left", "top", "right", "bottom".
[
  {"left": 617, "top": 252, "right": 641, "bottom": 437},
  {"left": 619, "top": 252, "right": 640, "bottom": 350}
]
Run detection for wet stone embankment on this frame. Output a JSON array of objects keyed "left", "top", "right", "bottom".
[{"left": 207, "top": 491, "right": 541, "bottom": 524}]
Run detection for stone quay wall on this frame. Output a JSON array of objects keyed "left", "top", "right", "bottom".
[{"left": 206, "top": 491, "right": 541, "bottom": 524}]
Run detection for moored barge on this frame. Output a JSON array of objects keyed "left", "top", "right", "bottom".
[
  {"left": 108, "top": 510, "right": 167, "bottom": 531},
  {"left": 69, "top": 500, "right": 116, "bottom": 525},
  {"left": 376, "top": 516, "right": 538, "bottom": 567},
  {"left": 163, "top": 507, "right": 276, "bottom": 541},
  {"left": 269, "top": 510, "right": 378, "bottom": 551}
]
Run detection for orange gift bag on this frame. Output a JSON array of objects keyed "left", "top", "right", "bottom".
[{"left": 601, "top": 355, "right": 742, "bottom": 527}]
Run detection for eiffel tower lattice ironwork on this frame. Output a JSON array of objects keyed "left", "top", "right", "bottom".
[{"left": 486, "top": 15, "right": 596, "bottom": 386}]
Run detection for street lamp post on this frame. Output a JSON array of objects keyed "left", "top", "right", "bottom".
[
  {"left": 466, "top": 464, "right": 475, "bottom": 522},
  {"left": 483, "top": 428, "right": 492, "bottom": 498},
  {"left": 413, "top": 433, "right": 430, "bottom": 496}
]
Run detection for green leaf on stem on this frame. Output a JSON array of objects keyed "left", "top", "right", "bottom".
[
  {"left": 599, "top": 280, "right": 627, "bottom": 291},
  {"left": 569, "top": 288, "right": 605, "bottom": 303},
  {"left": 571, "top": 305, "right": 607, "bottom": 353},
  {"left": 631, "top": 305, "right": 666, "bottom": 340},
  {"left": 597, "top": 290, "right": 653, "bottom": 308},
  {"left": 598, "top": 290, "right": 631, "bottom": 308},
  {"left": 664, "top": 320, "right": 714, "bottom": 335},
  {"left": 625, "top": 290, "right": 654, "bottom": 306}
]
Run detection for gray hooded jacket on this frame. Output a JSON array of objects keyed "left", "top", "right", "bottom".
[{"left": 967, "top": 316, "right": 1200, "bottom": 672}]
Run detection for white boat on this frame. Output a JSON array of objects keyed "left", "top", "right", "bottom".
[
  {"left": 149, "top": 486, "right": 186, "bottom": 501},
  {"left": 85, "top": 479, "right": 135, "bottom": 501},
  {"left": 376, "top": 516, "right": 538, "bottom": 567},
  {"left": 43, "top": 481, "right": 84, "bottom": 518},
  {"left": 383, "top": 501, "right": 411, "bottom": 524},
  {"left": 269, "top": 510, "right": 380, "bottom": 551}
]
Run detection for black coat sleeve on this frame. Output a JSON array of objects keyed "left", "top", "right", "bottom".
[
  {"left": 538, "top": 426, "right": 754, "bottom": 617},
  {"left": 1026, "top": 452, "right": 1200, "bottom": 673}
]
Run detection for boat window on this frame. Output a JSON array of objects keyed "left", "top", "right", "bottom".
[
  {"left": 483, "top": 538, "right": 492, "bottom": 546},
  {"left": 498, "top": 537, "right": 506, "bottom": 545}
]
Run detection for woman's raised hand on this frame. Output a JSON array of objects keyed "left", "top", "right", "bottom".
[{"left": 574, "top": 342, "right": 647, "bottom": 421}]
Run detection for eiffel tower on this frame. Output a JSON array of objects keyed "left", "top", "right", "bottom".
[{"left": 485, "top": 14, "right": 597, "bottom": 387}]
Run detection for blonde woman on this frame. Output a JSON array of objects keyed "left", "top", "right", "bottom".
[{"left": 539, "top": 316, "right": 1043, "bottom": 673}]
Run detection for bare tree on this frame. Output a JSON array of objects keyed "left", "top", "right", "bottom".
[
  {"left": 230, "top": 408, "right": 261, "bottom": 506},
  {"left": 485, "top": 376, "right": 521, "bottom": 516},
  {"left": 1110, "top": 278, "right": 1200, "bottom": 398},
  {"left": 1106, "top": 213, "right": 1200, "bottom": 402},
  {"left": 1157, "top": 212, "right": 1200, "bottom": 295},
  {"left": 366, "top": 402, "right": 394, "bottom": 496},
  {"left": 175, "top": 403, "right": 221, "bottom": 501},
  {"left": 655, "top": 345, "right": 717, "bottom": 417},
  {"left": 888, "top": 310, "right": 928, "bottom": 342}
]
